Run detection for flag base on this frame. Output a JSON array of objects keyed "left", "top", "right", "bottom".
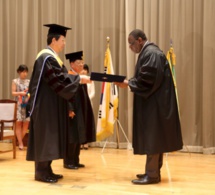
[{"left": 101, "top": 119, "right": 132, "bottom": 153}]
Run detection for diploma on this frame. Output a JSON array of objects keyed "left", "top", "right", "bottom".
[{"left": 90, "top": 72, "right": 126, "bottom": 83}]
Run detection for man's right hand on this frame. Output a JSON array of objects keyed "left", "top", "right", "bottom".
[
  {"left": 69, "top": 111, "right": 75, "bottom": 118},
  {"left": 79, "top": 75, "right": 92, "bottom": 84},
  {"left": 114, "top": 79, "right": 129, "bottom": 88}
]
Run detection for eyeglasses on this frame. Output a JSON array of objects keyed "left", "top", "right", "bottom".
[
  {"left": 75, "top": 61, "right": 84, "bottom": 67},
  {"left": 129, "top": 40, "right": 137, "bottom": 46}
]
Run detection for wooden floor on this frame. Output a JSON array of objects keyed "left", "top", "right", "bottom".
[{"left": 0, "top": 143, "right": 215, "bottom": 195}]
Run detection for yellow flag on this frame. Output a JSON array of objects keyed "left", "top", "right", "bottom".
[
  {"left": 166, "top": 45, "right": 180, "bottom": 115},
  {"left": 96, "top": 45, "right": 118, "bottom": 141}
]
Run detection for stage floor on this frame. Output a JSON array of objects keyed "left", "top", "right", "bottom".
[{"left": 0, "top": 143, "right": 215, "bottom": 195}]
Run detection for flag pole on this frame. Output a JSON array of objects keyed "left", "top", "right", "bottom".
[
  {"left": 166, "top": 40, "right": 190, "bottom": 156},
  {"left": 106, "top": 36, "right": 120, "bottom": 148},
  {"left": 106, "top": 36, "right": 110, "bottom": 47},
  {"left": 102, "top": 36, "right": 120, "bottom": 152},
  {"left": 100, "top": 37, "right": 132, "bottom": 153}
]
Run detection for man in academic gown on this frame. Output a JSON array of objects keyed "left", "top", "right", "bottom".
[
  {"left": 63, "top": 51, "right": 96, "bottom": 169},
  {"left": 115, "top": 29, "right": 183, "bottom": 185},
  {"left": 26, "top": 24, "right": 91, "bottom": 183}
]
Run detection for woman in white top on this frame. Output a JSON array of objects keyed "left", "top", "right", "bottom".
[
  {"left": 12, "top": 64, "right": 30, "bottom": 150},
  {"left": 80, "top": 64, "right": 95, "bottom": 149}
]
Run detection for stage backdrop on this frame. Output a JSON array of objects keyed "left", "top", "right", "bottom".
[{"left": 0, "top": 0, "right": 214, "bottom": 154}]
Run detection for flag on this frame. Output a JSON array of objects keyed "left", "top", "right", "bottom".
[
  {"left": 96, "top": 44, "right": 118, "bottom": 141},
  {"left": 166, "top": 44, "right": 180, "bottom": 115}
]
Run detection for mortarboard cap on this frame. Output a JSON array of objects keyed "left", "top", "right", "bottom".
[
  {"left": 44, "top": 24, "right": 71, "bottom": 37},
  {"left": 65, "top": 51, "right": 83, "bottom": 63},
  {"left": 90, "top": 72, "right": 126, "bottom": 83}
]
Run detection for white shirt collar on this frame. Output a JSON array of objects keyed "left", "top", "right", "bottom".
[
  {"left": 70, "top": 67, "right": 78, "bottom": 75},
  {"left": 140, "top": 40, "right": 149, "bottom": 53},
  {"left": 47, "top": 46, "right": 58, "bottom": 56}
]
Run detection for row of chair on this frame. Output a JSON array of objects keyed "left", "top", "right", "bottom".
[{"left": 0, "top": 99, "right": 17, "bottom": 159}]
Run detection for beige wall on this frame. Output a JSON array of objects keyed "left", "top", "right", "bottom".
[{"left": 1, "top": 0, "right": 215, "bottom": 153}]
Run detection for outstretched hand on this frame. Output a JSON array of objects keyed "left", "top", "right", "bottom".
[
  {"left": 114, "top": 79, "right": 129, "bottom": 88},
  {"left": 79, "top": 75, "right": 92, "bottom": 84}
]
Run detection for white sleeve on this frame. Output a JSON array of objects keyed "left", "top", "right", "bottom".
[{"left": 87, "top": 81, "right": 95, "bottom": 100}]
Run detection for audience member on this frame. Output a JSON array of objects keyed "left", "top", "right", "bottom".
[
  {"left": 12, "top": 64, "right": 30, "bottom": 150},
  {"left": 80, "top": 64, "right": 95, "bottom": 149}
]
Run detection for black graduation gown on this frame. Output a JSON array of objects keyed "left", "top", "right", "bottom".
[
  {"left": 68, "top": 83, "right": 96, "bottom": 144},
  {"left": 26, "top": 50, "right": 80, "bottom": 162},
  {"left": 129, "top": 43, "right": 183, "bottom": 155}
]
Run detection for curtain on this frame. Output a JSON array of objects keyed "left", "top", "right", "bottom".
[{"left": 0, "top": 0, "right": 214, "bottom": 154}]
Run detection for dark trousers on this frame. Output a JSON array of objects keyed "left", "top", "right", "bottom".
[
  {"left": 35, "top": 161, "right": 52, "bottom": 177},
  {"left": 145, "top": 153, "right": 163, "bottom": 178},
  {"left": 64, "top": 143, "right": 81, "bottom": 165}
]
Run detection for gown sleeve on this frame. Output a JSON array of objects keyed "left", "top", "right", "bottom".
[
  {"left": 128, "top": 52, "right": 165, "bottom": 99},
  {"left": 43, "top": 57, "right": 80, "bottom": 100}
]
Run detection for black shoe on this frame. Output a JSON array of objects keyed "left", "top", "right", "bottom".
[
  {"left": 76, "top": 163, "right": 85, "bottom": 168},
  {"left": 132, "top": 174, "right": 160, "bottom": 185},
  {"left": 136, "top": 173, "right": 161, "bottom": 182},
  {"left": 35, "top": 175, "right": 58, "bottom": 183},
  {"left": 64, "top": 164, "right": 78, "bottom": 169},
  {"left": 51, "top": 173, "right": 63, "bottom": 179},
  {"left": 136, "top": 173, "right": 146, "bottom": 179}
]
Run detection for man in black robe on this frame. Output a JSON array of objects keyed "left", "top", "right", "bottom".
[
  {"left": 115, "top": 29, "right": 183, "bottom": 185},
  {"left": 63, "top": 51, "right": 96, "bottom": 169},
  {"left": 26, "top": 24, "right": 91, "bottom": 183}
]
